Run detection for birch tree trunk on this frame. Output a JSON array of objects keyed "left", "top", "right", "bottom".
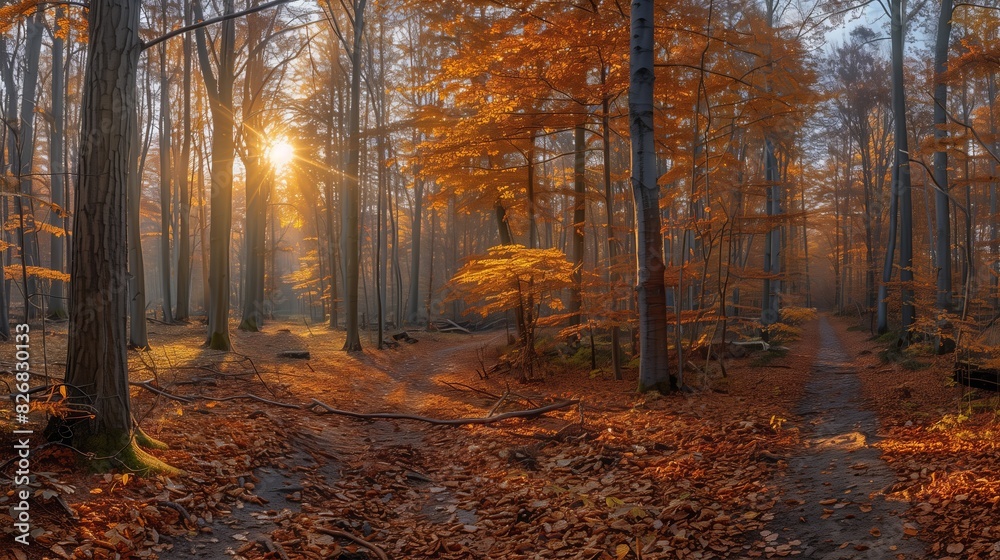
[{"left": 631, "top": 0, "right": 673, "bottom": 393}]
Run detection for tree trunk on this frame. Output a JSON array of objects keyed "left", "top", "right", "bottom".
[
  {"left": 341, "top": 0, "right": 368, "bottom": 351},
  {"left": 238, "top": 16, "right": 269, "bottom": 333},
  {"left": 601, "top": 82, "right": 622, "bottom": 380},
  {"left": 58, "top": 0, "right": 173, "bottom": 473},
  {"left": 0, "top": 36, "right": 15, "bottom": 340},
  {"left": 569, "top": 124, "right": 586, "bottom": 328},
  {"left": 175, "top": 2, "right": 193, "bottom": 321},
  {"left": 407, "top": 177, "right": 423, "bottom": 324},
  {"left": 631, "top": 0, "right": 673, "bottom": 393},
  {"left": 876, "top": 0, "right": 917, "bottom": 335},
  {"left": 158, "top": 41, "right": 174, "bottom": 324},
  {"left": 932, "top": 0, "right": 953, "bottom": 351},
  {"left": 15, "top": 11, "right": 44, "bottom": 320},
  {"left": 47, "top": 8, "right": 68, "bottom": 319},
  {"left": 127, "top": 117, "right": 149, "bottom": 349},
  {"left": 195, "top": 0, "right": 237, "bottom": 350}
]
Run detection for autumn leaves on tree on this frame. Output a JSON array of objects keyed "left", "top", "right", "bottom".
[{"left": 4, "top": 0, "right": 1000, "bottom": 472}]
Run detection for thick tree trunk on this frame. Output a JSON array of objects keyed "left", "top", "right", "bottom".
[
  {"left": 59, "top": 0, "right": 173, "bottom": 473},
  {"left": 631, "top": 0, "right": 673, "bottom": 393}
]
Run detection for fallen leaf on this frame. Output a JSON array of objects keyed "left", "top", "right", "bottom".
[{"left": 946, "top": 543, "right": 964, "bottom": 554}]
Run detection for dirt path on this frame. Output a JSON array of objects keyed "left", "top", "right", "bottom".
[{"left": 763, "top": 317, "right": 925, "bottom": 559}]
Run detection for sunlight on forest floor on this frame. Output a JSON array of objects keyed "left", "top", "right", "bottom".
[{"left": 2, "top": 317, "right": 999, "bottom": 559}]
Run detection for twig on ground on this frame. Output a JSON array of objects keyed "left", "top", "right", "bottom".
[
  {"left": 156, "top": 500, "right": 195, "bottom": 526},
  {"left": 488, "top": 388, "right": 512, "bottom": 417},
  {"left": 130, "top": 380, "right": 301, "bottom": 409},
  {"left": 438, "top": 380, "right": 502, "bottom": 400},
  {"left": 130, "top": 381, "right": 194, "bottom": 403},
  {"left": 258, "top": 536, "right": 291, "bottom": 560},
  {"left": 314, "top": 527, "right": 390, "bottom": 560},
  {"left": 307, "top": 398, "right": 580, "bottom": 426}
]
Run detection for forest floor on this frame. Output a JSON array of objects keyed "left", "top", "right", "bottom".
[{"left": 1, "top": 314, "right": 999, "bottom": 559}]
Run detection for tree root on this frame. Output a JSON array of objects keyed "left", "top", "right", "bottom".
[
  {"left": 307, "top": 398, "right": 580, "bottom": 426},
  {"left": 314, "top": 527, "right": 389, "bottom": 560}
]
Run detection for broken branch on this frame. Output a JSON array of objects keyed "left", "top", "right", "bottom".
[
  {"left": 313, "top": 527, "right": 390, "bottom": 560},
  {"left": 308, "top": 398, "right": 580, "bottom": 426}
]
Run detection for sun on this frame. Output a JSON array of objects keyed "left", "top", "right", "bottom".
[{"left": 267, "top": 139, "right": 295, "bottom": 170}]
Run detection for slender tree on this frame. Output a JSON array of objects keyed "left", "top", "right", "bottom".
[
  {"left": 631, "top": 0, "right": 674, "bottom": 392},
  {"left": 932, "top": 0, "right": 954, "bottom": 351},
  {"left": 195, "top": 0, "right": 237, "bottom": 350}
]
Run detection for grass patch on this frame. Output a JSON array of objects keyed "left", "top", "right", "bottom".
[{"left": 750, "top": 347, "right": 789, "bottom": 367}]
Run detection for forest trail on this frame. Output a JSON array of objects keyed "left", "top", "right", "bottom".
[{"left": 764, "top": 317, "right": 925, "bottom": 559}]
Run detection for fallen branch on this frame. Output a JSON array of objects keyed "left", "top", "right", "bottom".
[
  {"left": 313, "top": 527, "right": 389, "bottom": 560},
  {"left": 198, "top": 394, "right": 302, "bottom": 409},
  {"left": 438, "top": 380, "right": 502, "bottom": 400},
  {"left": 258, "top": 536, "right": 291, "bottom": 560},
  {"left": 155, "top": 500, "right": 195, "bottom": 526},
  {"left": 131, "top": 380, "right": 301, "bottom": 409},
  {"left": 308, "top": 398, "right": 580, "bottom": 426},
  {"left": 130, "top": 381, "right": 194, "bottom": 404}
]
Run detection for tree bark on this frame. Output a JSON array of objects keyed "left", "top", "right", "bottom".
[
  {"left": 59, "top": 0, "right": 173, "bottom": 473},
  {"left": 601, "top": 80, "right": 622, "bottom": 380},
  {"left": 880, "top": 0, "right": 916, "bottom": 335},
  {"left": 569, "top": 124, "right": 586, "bottom": 328},
  {"left": 47, "top": 8, "right": 68, "bottom": 319},
  {"left": 631, "top": 0, "right": 673, "bottom": 393},
  {"left": 341, "top": 0, "right": 367, "bottom": 351},
  {"left": 932, "top": 0, "right": 954, "bottom": 350},
  {"left": 158, "top": 37, "right": 174, "bottom": 324},
  {"left": 195, "top": 0, "right": 237, "bottom": 350},
  {"left": 175, "top": 1, "right": 193, "bottom": 321},
  {"left": 15, "top": 11, "right": 44, "bottom": 320}
]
